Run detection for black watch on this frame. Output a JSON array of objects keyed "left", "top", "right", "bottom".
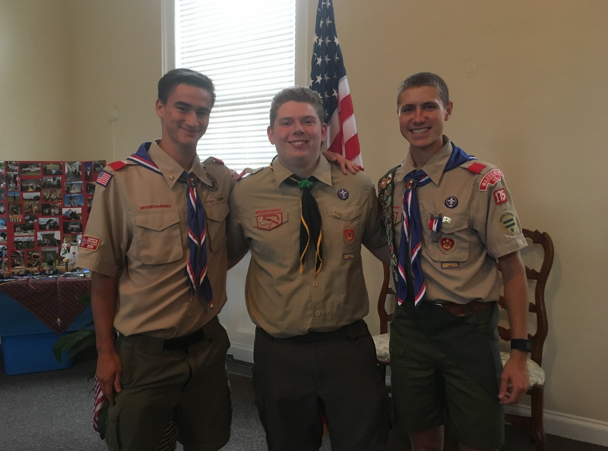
[{"left": 511, "top": 339, "right": 532, "bottom": 353}]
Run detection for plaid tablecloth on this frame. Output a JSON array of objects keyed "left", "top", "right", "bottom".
[{"left": 0, "top": 277, "right": 90, "bottom": 334}]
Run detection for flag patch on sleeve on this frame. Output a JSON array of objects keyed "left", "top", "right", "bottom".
[{"left": 96, "top": 170, "right": 113, "bottom": 187}]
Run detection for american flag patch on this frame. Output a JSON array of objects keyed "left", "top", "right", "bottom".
[{"left": 96, "top": 170, "right": 113, "bottom": 187}]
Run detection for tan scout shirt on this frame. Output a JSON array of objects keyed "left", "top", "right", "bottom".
[
  {"left": 77, "top": 141, "right": 234, "bottom": 338},
  {"left": 228, "top": 157, "right": 385, "bottom": 338},
  {"left": 390, "top": 137, "right": 527, "bottom": 305}
]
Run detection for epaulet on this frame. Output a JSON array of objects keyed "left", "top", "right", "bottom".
[
  {"left": 463, "top": 161, "right": 486, "bottom": 174},
  {"left": 203, "top": 156, "right": 225, "bottom": 166},
  {"left": 107, "top": 160, "right": 127, "bottom": 172},
  {"left": 237, "top": 166, "right": 265, "bottom": 181}
]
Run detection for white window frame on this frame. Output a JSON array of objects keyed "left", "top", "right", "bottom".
[{"left": 161, "top": 0, "right": 313, "bottom": 171}]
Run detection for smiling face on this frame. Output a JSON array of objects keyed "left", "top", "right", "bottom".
[
  {"left": 397, "top": 85, "right": 453, "bottom": 162},
  {"left": 156, "top": 83, "right": 213, "bottom": 155},
  {"left": 268, "top": 101, "right": 327, "bottom": 177}
]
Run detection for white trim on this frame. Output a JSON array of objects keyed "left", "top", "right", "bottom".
[
  {"left": 504, "top": 404, "right": 608, "bottom": 446},
  {"left": 160, "top": 0, "right": 175, "bottom": 73}
]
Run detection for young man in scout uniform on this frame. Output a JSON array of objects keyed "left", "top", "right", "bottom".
[
  {"left": 227, "top": 86, "right": 391, "bottom": 451},
  {"left": 377, "top": 72, "right": 530, "bottom": 451},
  {"left": 78, "top": 69, "right": 234, "bottom": 451}
]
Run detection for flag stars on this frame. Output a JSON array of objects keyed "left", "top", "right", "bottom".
[
  {"left": 319, "top": 18, "right": 324, "bottom": 27},
  {"left": 324, "top": 55, "right": 331, "bottom": 63},
  {"left": 332, "top": 89, "right": 338, "bottom": 98},
  {"left": 315, "top": 74, "right": 322, "bottom": 84},
  {"left": 334, "top": 36, "right": 340, "bottom": 45},
  {"left": 316, "top": 56, "right": 323, "bottom": 66},
  {"left": 324, "top": 37, "right": 331, "bottom": 45}
]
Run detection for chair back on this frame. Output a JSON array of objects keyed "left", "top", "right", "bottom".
[
  {"left": 498, "top": 228, "right": 554, "bottom": 366},
  {"left": 377, "top": 263, "right": 395, "bottom": 334}
]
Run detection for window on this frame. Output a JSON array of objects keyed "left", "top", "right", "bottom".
[{"left": 168, "top": 0, "right": 308, "bottom": 172}]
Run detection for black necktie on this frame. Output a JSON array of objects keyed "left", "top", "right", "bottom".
[{"left": 285, "top": 175, "right": 323, "bottom": 275}]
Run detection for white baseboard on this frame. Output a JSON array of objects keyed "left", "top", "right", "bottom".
[{"left": 504, "top": 404, "right": 608, "bottom": 447}]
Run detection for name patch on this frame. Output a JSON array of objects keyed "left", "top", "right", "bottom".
[
  {"left": 140, "top": 204, "right": 171, "bottom": 210},
  {"left": 343, "top": 253, "right": 355, "bottom": 260},
  {"left": 441, "top": 262, "right": 460, "bottom": 269},
  {"left": 479, "top": 169, "right": 503, "bottom": 191}
]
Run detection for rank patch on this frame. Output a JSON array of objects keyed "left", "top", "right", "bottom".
[
  {"left": 493, "top": 189, "right": 507, "bottom": 205},
  {"left": 79, "top": 236, "right": 100, "bottom": 251},
  {"left": 479, "top": 169, "right": 503, "bottom": 191},
  {"left": 500, "top": 211, "right": 519, "bottom": 235},
  {"left": 440, "top": 237, "right": 455, "bottom": 254},
  {"left": 444, "top": 196, "right": 458, "bottom": 209},
  {"left": 96, "top": 170, "right": 113, "bottom": 187},
  {"left": 254, "top": 208, "right": 284, "bottom": 231},
  {"left": 343, "top": 227, "right": 355, "bottom": 244},
  {"left": 337, "top": 188, "right": 349, "bottom": 200}
]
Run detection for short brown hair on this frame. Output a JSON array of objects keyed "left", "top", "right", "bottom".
[{"left": 269, "top": 87, "right": 325, "bottom": 127}]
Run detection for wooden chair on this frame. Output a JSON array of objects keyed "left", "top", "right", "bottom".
[
  {"left": 372, "top": 228, "right": 554, "bottom": 451},
  {"left": 498, "top": 228, "right": 554, "bottom": 451}
]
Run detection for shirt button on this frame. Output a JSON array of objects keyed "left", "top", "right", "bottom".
[
  {"left": 313, "top": 281, "right": 319, "bottom": 287},
  {"left": 314, "top": 310, "right": 321, "bottom": 317}
]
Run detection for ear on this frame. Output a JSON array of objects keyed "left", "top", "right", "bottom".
[
  {"left": 444, "top": 101, "right": 453, "bottom": 121},
  {"left": 155, "top": 99, "right": 165, "bottom": 119},
  {"left": 267, "top": 125, "right": 275, "bottom": 145},
  {"left": 320, "top": 123, "right": 328, "bottom": 144}
]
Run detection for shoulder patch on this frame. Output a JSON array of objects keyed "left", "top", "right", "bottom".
[
  {"left": 466, "top": 162, "right": 486, "bottom": 174},
  {"left": 108, "top": 161, "right": 127, "bottom": 171},
  {"left": 479, "top": 169, "right": 503, "bottom": 191},
  {"left": 96, "top": 170, "right": 113, "bottom": 187}
]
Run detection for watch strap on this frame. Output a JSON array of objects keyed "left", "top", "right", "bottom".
[{"left": 511, "top": 338, "right": 532, "bottom": 353}]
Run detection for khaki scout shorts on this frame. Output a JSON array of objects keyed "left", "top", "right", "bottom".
[
  {"left": 389, "top": 307, "right": 505, "bottom": 450},
  {"left": 105, "top": 317, "right": 232, "bottom": 451}
]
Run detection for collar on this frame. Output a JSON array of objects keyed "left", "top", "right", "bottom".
[
  {"left": 272, "top": 156, "right": 333, "bottom": 187},
  {"left": 135, "top": 141, "right": 210, "bottom": 189},
  {"left": 397, "top": 136, "right": 453, "bottom": 185}
]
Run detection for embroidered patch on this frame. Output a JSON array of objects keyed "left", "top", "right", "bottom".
[
  {"left": 444, "top": 196, "right": 458, "bottom": 209},
  {"left": 254, "top": 208, "right": 284, "bottom": 231},
  {"left": 343, "top": 227, "right": 355, "bottom": 244},
  {"left": 343, "top": 253, "right": 355, "bottom": 260},
  {"left": 229, "top": 169, "right": 238, "bottom": 179},
  {"left": 440, "top": 237, "right": 455, "bottom": 254},
  {"left": 331, "top": 210, "right": 342, "bottom": 219},
  {"left": 500, "top": 211, "right": 518, "bottom": 235},
  {"left": 380, "top": 178, "right": 387, "bottom": 189},
  {"left": 479, "top": 169, "right": 503, "bottom": 191},
  {"left": 467, "top": 162, "right": 486, "bottom": 174},
  {"left": 108, "top": 161, "right": 126, "bottom": 171},
  {"left": 79, "top": 236, "right": 100, "bottom": 251},
  {"left": 337, "top": 188, "right": 349, "bottom": 200},
  {"left": 493, "top": 189, "right": 507, "bottom": 205},
  {"left": 202, "top": 173, "right": 218, "bottom": 192},
  {"left": 96, "top": 171, "right": 113, "bottom": 187},
  {"left": 441, "top": 262, "right": 460, "bottom": 269}
]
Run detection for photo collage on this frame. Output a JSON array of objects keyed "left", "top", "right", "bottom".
[{"left": 0, "top": 160, "right": 105, "bottom": 271}]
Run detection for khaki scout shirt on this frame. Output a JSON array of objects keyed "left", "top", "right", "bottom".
[
  {"left": 77, "top": 141, "right": 234, "bottom": 338},
  {"left": 228, "top": 157, "right": 385, "bottom": 338},
  {"left": 390, "top": 137, "right": 527, "bottom": 305}
]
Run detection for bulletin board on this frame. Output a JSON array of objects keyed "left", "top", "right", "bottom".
[{"left": 0, "top": 160, "right": 105, "bottom": 271}]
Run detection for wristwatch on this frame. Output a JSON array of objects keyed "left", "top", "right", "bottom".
[{"left": 511, "top": 339, "right": 532, "bottom": 353}]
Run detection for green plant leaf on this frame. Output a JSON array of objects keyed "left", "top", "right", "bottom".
[
  {"left": 52, "top": 329, "right": 96, "bottom": 363},
  {"left": 77, "top": 294, "right": 92, "bottom": 306},
  {"left": 67, "top": 333, "right": 97, "bottom": 360}
]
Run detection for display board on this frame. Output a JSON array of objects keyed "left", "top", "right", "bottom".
[{"left": 0, "top": 160, "right": 105, "bottom": 271}]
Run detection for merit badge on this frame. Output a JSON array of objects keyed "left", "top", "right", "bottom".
[
  {"left": 337, "top": 188, "right": 349, "bottom": 200},
  {"left": 444, "top": 196, "right": 458, "bottom": 209},
  {"left": 440, "top": 237, "right": 455, "bottom": 254},
  {"left": 500, "top": 211, "right": 519, "bottom": 235},
  {"left": 96, "top": 171, "right": 113, "bottom": 188},
  {"left": 380, "top": 178, "right": 387, "bottom": 189},
  {"left": 79, "top": 236, "right": 100, "bottom": 251},
  {"left": 493, "top": 188, "right": 507, "bottom": 205},
  {"left": 479, "top": 169, "right": 503, "bottom": 191},
  {"left": 343, "top": 226, "right": 355, "bottom": 244},
  {"left": 254, "top": 208, "right": 284, "bottom": 231},
  {"left": 202, "top": 173, "right": 218, "bottom": 192}
]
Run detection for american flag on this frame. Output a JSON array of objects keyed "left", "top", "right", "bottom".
[{"left": 309, "top": 0, "right": 362, "bottom": 167}]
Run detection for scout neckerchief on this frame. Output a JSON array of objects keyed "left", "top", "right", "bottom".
[
  {"left": 398, "top": 145, "right": 475, "bottom": 307},
  {"left": 278, "top": 166, "right": 323, "bottom": 275},
  {"left": 127, "top": 142, "right": 213, "bottom": 307}
]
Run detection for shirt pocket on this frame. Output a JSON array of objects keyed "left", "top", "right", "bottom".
[
  {"left": 205, "top": 202, "right": 229, "bottom": 253},
  {"left": 426, "top": 215, "right": 470, "bottom": 262},
  {"left": 249, "top": 210, "right": 292, "bottom": 262},
  {"left": 134, "top": 211, "right": 183, "bottom": 265},
  {"left": 325, "top": 206, "right": 363, "bottom": 255}
]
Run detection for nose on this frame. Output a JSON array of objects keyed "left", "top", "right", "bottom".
[
  {"left": 292, "top": 121, "right": 304, "bottom": 134},
  {"left": 185, "top": 111, "right": 198, "bottom": 127},
  {"left": 413, "top": 107, "right": 425, "bottom": 123}
]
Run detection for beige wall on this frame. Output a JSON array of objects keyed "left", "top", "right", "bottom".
[{"left": 2, "top": 0, "right": 607, "bottom": 433}]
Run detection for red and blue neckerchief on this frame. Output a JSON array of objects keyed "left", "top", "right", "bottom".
[
  {"left": 127, "top": 142, "right": 213, "bottom": 307},
  {"left": 397, "top": 145, "right": 475, "bottom": 307}
]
